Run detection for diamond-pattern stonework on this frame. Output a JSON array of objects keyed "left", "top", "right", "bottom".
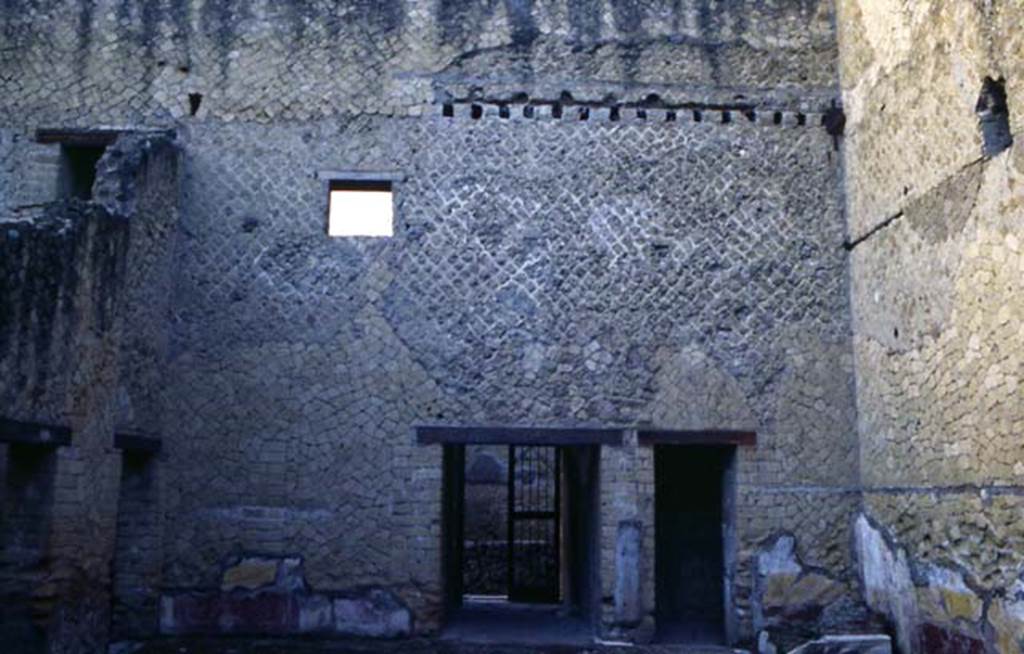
[{"left": 151, "top": 110, "right": 859, "bottom": 644}]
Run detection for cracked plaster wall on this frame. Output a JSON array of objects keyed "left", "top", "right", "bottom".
[{"left": 838, "top": 1, "right": 1024, "bottom": 652}]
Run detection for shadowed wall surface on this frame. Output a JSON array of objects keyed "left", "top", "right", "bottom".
[{"left": 837, "top": 1, "right": 1024, "bottom": 652}]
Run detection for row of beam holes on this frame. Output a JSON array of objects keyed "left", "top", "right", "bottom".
[{"left": 443, "top": 103, "right": 811, "bottom": 126}]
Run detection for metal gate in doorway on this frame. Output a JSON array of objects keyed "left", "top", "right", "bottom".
[{"left": 507, "top": 445, "right": 560, "bottom": 603}]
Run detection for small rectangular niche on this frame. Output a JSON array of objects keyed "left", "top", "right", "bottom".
[
  {"left": 318, "top": 171, "right": 402, "bottom": 238},
  {"left": 37, "top": 129, "right": 119, "bottom": 202},
  {"left": 60, "top": 144, "right": 106, "bottom": 200}
]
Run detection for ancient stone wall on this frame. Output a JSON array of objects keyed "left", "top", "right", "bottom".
[
  {"left": 0, "top": 201, "right": 129, "bottom": 653},
  {"left": 154, "top": 103, "right": 859, "bottom": 647},
  {"left": 0, "top": 1, "right": 873, "bottom": 652},
  {"left": 837, "top": 1, "right": 1024, "bottom": 652}
]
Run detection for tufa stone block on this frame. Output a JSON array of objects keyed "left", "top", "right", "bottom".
[
  {"left": 222, "top": 557, "right": 279, "bottom": 592},
  {"left": 332, "top": 589, "right": 411, "bottom": 638},
  {"left": 787, "top": 634, "right": 891, "bottom": 654},
  {"left": 614, "top": 520, "right": 642, "bottom": 626}
]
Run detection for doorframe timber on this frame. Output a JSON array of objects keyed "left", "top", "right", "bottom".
[{"left": 416, "top": 425, "right": 623, "bottom": 446}]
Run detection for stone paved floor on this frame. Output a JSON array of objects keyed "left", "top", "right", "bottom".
[{"left": 122, "top": 637, "right": 749, "bottom": 654}]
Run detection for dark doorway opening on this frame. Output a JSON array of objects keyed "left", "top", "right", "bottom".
[
  {"left": 0, "top": 444, "right": 58, "bottom": 653},
  {"left": 110, "top": 450, "right": 160, "bottom": 641},
  {"left": 654, "top": 445, "right": 732, "bottom": 644},
  {"left": 59, "top": 144, "right": 106, "bottom": 200},
  {"left": 462, "top": 445, "right": 561, "bottom": 603},
  {"left": 442, "top": 441, "right": 601, "bottom": 644}
]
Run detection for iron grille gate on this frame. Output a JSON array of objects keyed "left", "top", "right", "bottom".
[{"left": 507, "top": 445, "right": 560, "bottom": 603}]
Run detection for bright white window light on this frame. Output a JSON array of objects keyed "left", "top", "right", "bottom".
[{"left": 327, "top": 181, "right": 394, "bottom": 237}]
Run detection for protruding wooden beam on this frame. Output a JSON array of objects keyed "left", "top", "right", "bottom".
[{"left": 114, "top": 432, "right": 162, "bottom": 453}]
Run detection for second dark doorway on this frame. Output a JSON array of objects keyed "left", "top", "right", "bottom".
[{"left": 654, "top": 445, "right": 731, "bottom": 644}]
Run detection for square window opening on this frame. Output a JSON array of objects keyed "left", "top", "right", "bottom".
[{"left": 327, "top": 180, "right": 394, "bottom": 237}]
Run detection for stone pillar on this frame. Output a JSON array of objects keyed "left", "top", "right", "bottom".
[{"left": 614, "top": 519, "right": 643, "bottom": 626}]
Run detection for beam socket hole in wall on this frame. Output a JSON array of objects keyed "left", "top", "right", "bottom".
[
  {"left": 609, "top": 106, "right": 621, "bottom": 122},
  {"left": 773, "top": 111, "right": 782, "bottom": 125},
  {"left": 665, "top": 110, "right": 676, "bottom": 122},
  {"left": 744, "top": 110, "right": 756, "bottom": 122},
  {"left": 327, "top": 179, "right": 394, "bottom": 237},
  {"left": 637, "top": 109, "right": 647, "bottom": 120},
  {"left": 796, "top": 113, "right": 806, "bottom": 126},
  {"left": 578, "top": 107, "right": 589, "bottom": 121},
  {"left": 470, "top": 104, "right": 483, "bottom": 120},
  {"left": 442, "top": 103, "right": 454, "bottom": 117},
  {"left": 523, "top": 105, "right": 535, "bottom": 119},
  {"left": 721, "top": 110, "right": 731, "bottom": 124},
  {"left": 60, "top": 144, "right": 106, "bottom": 200},
  {"left": 188, "top": 93, "right": 202, "bottom": 116},
  {"left": 552, "top": 103, "right": 563, "bottom": 119},
  {"left": 693, "top": 110, "right": 702, "bottom": 123},
  {"left": 976, "top": 76, "right": 1013, "bottom": 157},
  {"left": 498, "top": 105, "right": 510, "bottom": 119}
]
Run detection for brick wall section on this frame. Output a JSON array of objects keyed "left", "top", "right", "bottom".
[
  {"left": 0, "top": 135, "right": 179, "bottom": 653},
  {"left": 0, "top": 137, "right": 63, "bottom": 222},
  {"left": 100, "top": 135, "right": 182, "bottom": 433},
  {"left": 0, "top": 129, "right": 13, "bottom": 217},
  {"left": 837, "top": 1, "right": 1024, "bottom": 652},
  {"left": 0, "top": 202, "right": 130, "bottom": 653}
]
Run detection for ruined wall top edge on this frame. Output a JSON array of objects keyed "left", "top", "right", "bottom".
[{"left": 0, "top": 0, "right": 839, "bottom": 127}]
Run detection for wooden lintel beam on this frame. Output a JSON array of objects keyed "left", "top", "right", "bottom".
[
  {"left": 35, "top": 128, "right": 121, "bottom": 146},
  {"left": 637, "top": 429, "right": 756, "bottom": 447},
  {"left": 0, "top": 417, "right": 72, "bottom": 447},
  {"left": 416, "top": 425, "right": 624, "bottom": 446},
  {"left": 114, "top": 433, "right": 162, "bottom": 453}
]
